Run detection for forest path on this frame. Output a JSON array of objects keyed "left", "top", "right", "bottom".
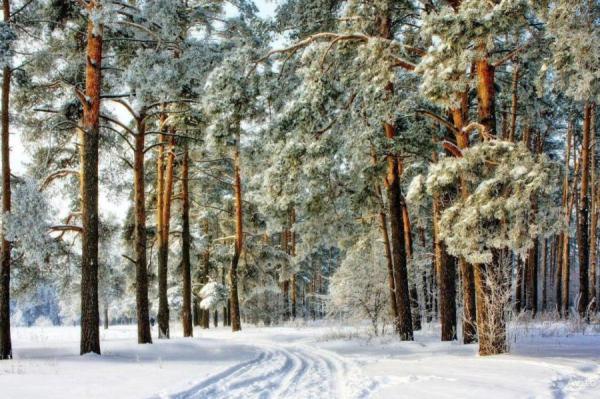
[{"left": 163, "top": 339, "right": 380, "bottom": 399}]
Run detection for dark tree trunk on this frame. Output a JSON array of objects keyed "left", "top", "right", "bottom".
[
  {"left": 133, "top": 116, "right": 152, "bottom": 344},
  {"left": 80, "top": 3, "right": 103, "bottom": 355},
  {"left": 103, "top": 306, "right": 109, "bottom": 330},
  {"left": 515, "top": 258, "right": 523, "bottom": 313},
  {"left": 385, "top": 122, "right": 413, "bottom": 340},
  {"left": 577, "top": 102, "right": 592, "bottom": 317},
  {"left": 403, "top": 204, "right": 421, "bottom": 331},
  {"left": 0, "top": 0, "right": 11, "bottom": 360},
  {"left": 525, "top": 240, "right": 538, "bottom": 316},
  {"left": 181, "top": 144, "right": 193, "bottom": 337},
  {"left": 434, "top": 194, "right": 457, "bottom": 341}
]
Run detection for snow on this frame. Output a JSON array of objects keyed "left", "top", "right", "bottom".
[{"left": 1, "top": 323, "right": 599, "bottom": 398}]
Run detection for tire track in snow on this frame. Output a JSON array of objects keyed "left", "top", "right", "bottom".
[{"left": 159, "top": 342, "right": 380, "bottom": 399}]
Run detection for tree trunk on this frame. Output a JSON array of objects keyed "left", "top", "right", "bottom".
[
  {"left": 450, "top": 108, "right": 477, "bottom": 344},
  {"left": 201, "top": 220, "right": 210, "bottom": 329},
  {"left": 372, "top": 149, "right": 398, "bottom": 319},
  {"left": 557, "top": 122, "right": 573, "bottom": 313},
  {"left": 577, "top": 102, "right": 592, "bottom": 317},
  {"left": 181, "top": 144, "right": 192, "bottom": 337},
  {"left": 158, "top": 133, "right": 175, "bottom": 338},
  {"left": 384, "top": 121, "right": 413, "bottom": 341},
  {"left": 0, "top": 0, "right": 11, "bottom": 360},
  {"left": 290, "top": 209, "right": 297, "bottom": 319},
  {"left": 80, "top": 3, "right": 103, "bottom": 355},
  {"left": 229, "top": 128, "right": 242, "bottom": 332},
  {"left": 133, "top": 115, "right": 152, "bottom": 344},
  {"left": 515, "top": 257, "right": 523, "bottom": 313},
  {"left": 103, "top": 303, "right": 109, "bottom": 330},
  {"left": 589, "top": 106, "right": 597, "bottom": 313},
  {"left": 542, "top": 239, "right": 548, "bottom": 311},
  {"left": 433, "top": 193, "right": 457, "bottom": 341},
  {"left": 525, "top": 239, "right": 538, "bottom": 316},
  {"left": 403, "top": 204, "right": 421, "bottom": 331},
  {"left": 508, "top": 63, "right": 519, "bottom": 143},
  {"left": 475, "top": 55, "right": 507, "bottom": 355}
]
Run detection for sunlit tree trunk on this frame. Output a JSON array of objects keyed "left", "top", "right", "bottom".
[
  {"left": 80, "top": 1, "right": 103, "bottom": 355},
  {"left": 475, "top": 54, "right": 506, "bottom": 355},
  {"left": 229, "top": 126, "right": 242, "bottom": 332},
  {"left": 158, "top": 133, "right": 175, "bottom": 338}
]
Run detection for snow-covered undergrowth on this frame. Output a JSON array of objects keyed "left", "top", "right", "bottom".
[{"left": 0, "top": 322, "right": 599, "bottom": 398}]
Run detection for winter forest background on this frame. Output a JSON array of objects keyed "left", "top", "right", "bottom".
[{"left": 0, "top": 0, "right": 600, "bottom": 397}]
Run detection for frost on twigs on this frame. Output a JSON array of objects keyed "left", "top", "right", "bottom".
[
  {"left": 199, "top": 281, "right": 229, "bottom": 311},
  {"left": 408, "top": 140, "right": 560, "bottom": 264},
  {"left": 329, "top": 231, "right": 390, "bottom": 336},
  {"left": 3, "top": 179, "right": 57, "bottom": 268}
]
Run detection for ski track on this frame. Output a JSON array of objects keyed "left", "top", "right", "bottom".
[{"left": 159, "top": 342, "right": 380, "bottom": 399}]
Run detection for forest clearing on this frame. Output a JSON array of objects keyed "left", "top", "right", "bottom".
[
  {"left": 2, "top": 322, "right": 600, "bottom": 398},
  {"left": 0, "top": 0, "right": 600, "bottom": 398}
]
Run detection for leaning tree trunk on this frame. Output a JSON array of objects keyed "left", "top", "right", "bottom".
[
  {"left": 181, "top": 143, "right": 193, "bottom": 337},
  {"left": 158, "top": 133, "right": 175, "bottom": 338},
  {"left": 80, "top": 3, "right": 103, "bottom": 355},
  {"left": 577, "top": 102, "right": 592, "bottom": 317},
  {"left": 229, "top": 127, "right": 243, "bottom": 332},
  {"left": 371, "top": 149, "right": 398, "bottom": 319},
  {"left": 0, "top": 0, "right": 11, "bottom": 361},
  {"left": 133, "top": 115, "right": 152, "bottom": 344}
]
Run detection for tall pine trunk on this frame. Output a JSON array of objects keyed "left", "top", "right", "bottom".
[
  {"left": 181, "top": 144, "right": 192, "bottom": 337},
  {"left": 590, "top": 106, "right": 598, "bottom": 313},
  {"left": 433, "top": 192, "right": 457, "bottom": 341},
  {"left": 158, "top": 134, "right": 175, "bottom": 338},
  {"left": 133, "top": 115, "right": 152, "bottom": 344},
  {"left": 229, "top": 127, "right": 242, "bottom": 332},
  {"left": 0, "top": 0, "right": 11, "bottom": 361},
  {"left": 475, "top": 55, "right": 506, "bottom": 355},
  {"left": 451, "top": 108, "right": 477, "bottom": 344},
  {"left": 577, "top": 103, "right": 592, "bottom": 317},
  {"left": 403, "top": 204, "right": 421, "bottom": 331},
  {"left": 80, "top": 3, "right": 103, "bottom": 355},
  {"left": 384, "top": 121, "right": 413, "bottom": 341}
]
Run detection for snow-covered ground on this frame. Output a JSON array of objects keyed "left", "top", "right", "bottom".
[{"left": 1, "top": 322, "right": 599, "bottom": 398}]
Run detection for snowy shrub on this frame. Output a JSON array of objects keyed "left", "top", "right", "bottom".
[
  {"left": 199, "top": 281, "right": 229, "bottom": 311},
  {"left": 329, "top": 233, "right": 389, "bottom": 336}
]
